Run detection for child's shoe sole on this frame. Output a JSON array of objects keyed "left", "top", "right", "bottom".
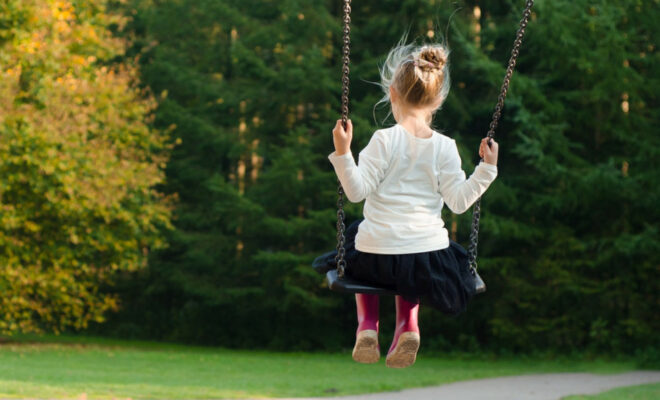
[
  {"left": 352, "top": 329, "right": 380, "bottom": 364},
  {"left": 386, "top": 331, "right": 420, "bottom": 368}
]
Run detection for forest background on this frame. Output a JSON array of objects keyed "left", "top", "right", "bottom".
[{"left": 0, "top": 0, "right": 658, "bottom": 362}]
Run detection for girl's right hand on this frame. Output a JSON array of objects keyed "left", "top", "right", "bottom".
[
  {"left": 333, "top": 119, "right": 353, "bottom": 156},
  {"left": 479, "top": 137, "right": 498, "bottom": 166}
]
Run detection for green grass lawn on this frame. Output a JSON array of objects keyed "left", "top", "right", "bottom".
[
  {"left": 562, "top": 382, "right": 660, "bottom": 400},
  {"left": 0, "top": 334, "right": 649, "bottom": 399}
]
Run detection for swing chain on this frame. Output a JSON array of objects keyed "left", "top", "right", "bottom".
[
  {"left": 467, "top": 0, "right": 534, "bottom": 273},
  {"left": 336, "top": 184, "right": 347, "bottom": 278},
  {"left": 486, "top": 0, "right": 534, "bottom": 140},
  {"left": 340, "top": 0, "right": 351, "bottom": 131},
  {"left": 335, "top": 0, "right": 351, "bottom": 279}
]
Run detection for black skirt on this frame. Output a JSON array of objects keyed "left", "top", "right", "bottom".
[{"left": 314, "top": 218, "right": 478, "bottom": 317}]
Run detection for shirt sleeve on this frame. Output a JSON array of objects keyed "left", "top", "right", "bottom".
[
  {"left": 437, "top": 138, "right": 498, "bottom": 214},
  {"left": 327, "top": 130, "right": 390, "bottom": 203}
]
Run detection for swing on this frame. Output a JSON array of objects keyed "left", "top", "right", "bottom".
[{"left": 321, "top": 0, "right": 535, "bottom": 296}]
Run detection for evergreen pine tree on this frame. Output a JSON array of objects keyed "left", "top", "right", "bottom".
[{"left": 101, "top": 0, "right": 659, "bottom": 357}]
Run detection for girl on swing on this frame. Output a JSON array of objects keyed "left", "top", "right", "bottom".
[{"left": 322, "top": 37, "right": 499, "bottom": 368}]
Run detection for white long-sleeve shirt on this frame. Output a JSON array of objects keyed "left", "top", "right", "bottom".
[{"left": 328, "top": 123, "right": 498, "bottom": 254}]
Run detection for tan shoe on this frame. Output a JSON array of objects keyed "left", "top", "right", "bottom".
[
  {"left": 385, "top": 331, "right": 420, "bottom": 368},
  {"left": 352, "top": 329, "right": 380, "bottom": 363}
]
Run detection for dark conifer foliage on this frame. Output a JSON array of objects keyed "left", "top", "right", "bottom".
[{"left": 97, "top": 0, "right": 659, "bottom": 358}]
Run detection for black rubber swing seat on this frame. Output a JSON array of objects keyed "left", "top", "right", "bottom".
[
  {"left": 313, "top": 250, "right": 398, "bottom": 295},
  {"left": 325, "top": 269, "right": 398, "bottom": 296},
  {"left": 313, "top": 249, "right": 486, "bottom": 296}
]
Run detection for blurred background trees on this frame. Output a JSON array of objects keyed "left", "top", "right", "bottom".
[
  {"left": 0, "top": 0, "right": 171, "bottom": 334},
  {"left": 1, "top": 0, "right": 658, "bottom": 358}
]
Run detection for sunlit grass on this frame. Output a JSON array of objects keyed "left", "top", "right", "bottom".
[{"left": 562, "top": 382, "right": 660, "bottom": 400}]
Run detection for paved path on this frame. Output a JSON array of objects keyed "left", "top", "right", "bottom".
[{"left": 274, "top": 371, "right": 660, "bottom": 400}]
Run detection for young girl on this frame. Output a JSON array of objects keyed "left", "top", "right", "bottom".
[{"left": 318, "top": 39, "right": 499, "bottom": 368}]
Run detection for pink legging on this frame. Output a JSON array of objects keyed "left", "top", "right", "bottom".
[{"left": 355, "top": 293, "right": 420, "bottom": 353}]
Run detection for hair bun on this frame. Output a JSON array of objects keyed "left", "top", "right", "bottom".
[{"left": 415, "top": 46, "right": 447, "bottom": 72}]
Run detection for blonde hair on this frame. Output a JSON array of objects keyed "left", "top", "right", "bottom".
[{"left": 372, "top": 31, "right": 451, "bottom": 126}]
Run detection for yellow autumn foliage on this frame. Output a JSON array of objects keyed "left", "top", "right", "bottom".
[{"left": 0, "top": 0, "right": 172, "bottom": 334}]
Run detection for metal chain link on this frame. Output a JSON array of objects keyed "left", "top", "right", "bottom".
[
  {"left": 335, "top": 0, "right": 351, "bottom": 278},
  {"left": 467, "top": 0, "right": 534, "bottom": 275}
]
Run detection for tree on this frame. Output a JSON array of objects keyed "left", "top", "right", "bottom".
[
  {"left": 438, "top": 0, "right": 660, "bottom": 355},
  {"left": 0, "top": 0, "right": 171, "bottom": 334}
]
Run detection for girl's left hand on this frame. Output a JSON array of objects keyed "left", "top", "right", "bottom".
[
  {"left": 333, "top": 119, "right": 353, "bottom": 156},
  {"left": 479, "top": 137, "right": 499, "bottom": 166}
]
